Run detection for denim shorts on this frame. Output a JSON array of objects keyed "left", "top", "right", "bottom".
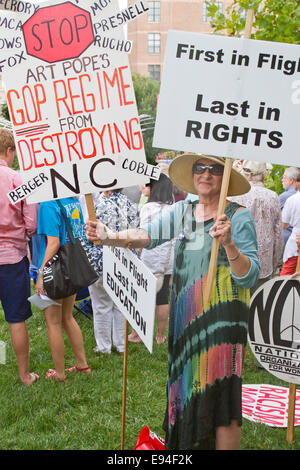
[{"left": 0, "top": 257, "right": 32, "bottom": 323}]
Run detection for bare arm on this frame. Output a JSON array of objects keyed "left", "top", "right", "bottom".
[
  {"left": 85, "top": 219, "right": 151, "bottom": 249},
  {"left": 212, "top": 213, "right": 251, "bottom": 278}
]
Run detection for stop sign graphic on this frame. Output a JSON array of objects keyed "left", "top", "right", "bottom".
[{"left": 22, "top": 2, "right": 94, "bottom": 63}]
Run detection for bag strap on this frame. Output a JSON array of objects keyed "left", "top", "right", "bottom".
[{"left": 56, "top": 200, "right": 76, "bottom": 244}]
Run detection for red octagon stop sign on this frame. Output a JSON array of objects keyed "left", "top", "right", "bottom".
[{"left": 22, "top": 1, "right": 94, "bottom": 63}]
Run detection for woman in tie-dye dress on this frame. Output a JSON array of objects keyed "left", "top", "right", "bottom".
[{"left": 85, "top": 153, "right": 260, "bottom": 450}]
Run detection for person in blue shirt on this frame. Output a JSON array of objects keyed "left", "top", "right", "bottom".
[{"left": 35, "top": 197, "right": 91, "bottom": 382}]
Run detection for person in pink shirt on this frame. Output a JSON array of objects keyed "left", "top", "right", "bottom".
[{"left": 0, "top": 128, "right": 39, "bottom": 386}]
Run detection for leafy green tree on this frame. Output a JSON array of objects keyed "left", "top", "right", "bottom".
[
  {"left": 132, "top": 73, "right": 167, "bottom": 165},
  {"left": 206, "top": 0, "right": 300, "bottom": 193},
  {"left": 206, "top": 0, "right": 300, "bottom": 43},
  {"left": 1, "top": 102, "right": 9, "bottom": 120}
]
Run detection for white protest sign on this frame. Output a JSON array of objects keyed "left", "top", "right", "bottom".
[
  {"left": 248, "top": 276, "right": 300, "bottom": 385},
  {"left": 154, "top": 30, "right": 300, "bottom": 167},
  {"left": 1, "top": 0, "right": 150, "bottom": 204},
  {"left": 242, "top": 384, "right": 300, "bottom": 428},
  {"left": 103, "top": 246, "right": 157, "bottom": 353},
  {"left": 7, "top": 170, "right": 49, "bottom": 204},
  {"left": 0, "top": 1, "right": 38, "bottom": 14}
]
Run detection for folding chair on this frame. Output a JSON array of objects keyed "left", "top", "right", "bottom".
[{"left": 73, "top": 288, "right": 93, "bottom": 320}]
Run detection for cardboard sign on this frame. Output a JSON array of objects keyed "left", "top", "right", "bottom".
[
  {"left": 248, "top": 276, "right": 300, "bottom": 385},
  {"left": 154, "top": 30, "right": 300, "bottom": 167},
  {"left": 242, "top": 384, "right": 300, "bottom": 428},
  {"left": 103, "top": 246, "right": 157, "bottom": 353},
  {"left": 1, "top": 0, "right": 149, "bottom": 204},
  {"left": 0, "top": 1, "right": 38, "bottom": 14}
]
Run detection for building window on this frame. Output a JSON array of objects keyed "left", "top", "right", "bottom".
[
  {"left": 148, "top": 1, "right": 160, "bottom": 22},
  {"left": 202, "top": 1, "right": 222, "bottom": 22},
  {"left": 148, "top": 64, "right": 161, "bottom": 81},
  {"left": 148, "top": 33, "right": 160, "bottom": 54}
]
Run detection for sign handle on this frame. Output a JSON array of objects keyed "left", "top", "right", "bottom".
[
  {"left": 204, "top": 157, "right": 232, "bottom": 303},
  {"left": 121, "top": 319, "right": 129, "bottom": 450},
  {"left": 286, "top": 252, "right": 300, "bottom": 443},
  {"left": 85, "top": 193, "right": 100, "bottom": 245},
  {"left": 204, "top": 9, "right": 254, "bottom": 304},
  {"left": 287, "top": 383, "right": 296, "bottom": 444}
]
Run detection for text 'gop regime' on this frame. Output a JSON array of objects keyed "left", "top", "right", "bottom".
[{"left": 6, "top": 66, "right": 143, "bottom": 171}]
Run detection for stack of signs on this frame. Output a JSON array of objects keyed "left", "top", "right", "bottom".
[{"left": 1, "top": 0, "right": 153, "bottom": 205}]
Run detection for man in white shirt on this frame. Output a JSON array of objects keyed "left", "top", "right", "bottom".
[
  {"left": 279, "top": 167, "right": 300, "bottom": 243},
  {"left": 281, "top": 173, "right": 300, "bottom": 275}
]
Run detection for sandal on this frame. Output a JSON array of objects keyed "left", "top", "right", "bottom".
[
  {"left": 46, "top": 369, "right": 66, "bottom": 382},
  {"left": 65, "top": 365, "right": 91, "bottom": 375}
]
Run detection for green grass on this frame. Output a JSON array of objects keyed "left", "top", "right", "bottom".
[{"left": 0, "top": 291, "right": 300, "bottom": 450}]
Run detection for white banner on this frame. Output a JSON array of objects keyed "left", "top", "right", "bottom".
[
  {"left": 154, "top": 31, "right": 300, "bottom": 167},
  {"left": 1, "top": 0, "right": 149, "bottom": 203},
  {"left": 103, "top": 246, "right": 157, "bottom": 353}
]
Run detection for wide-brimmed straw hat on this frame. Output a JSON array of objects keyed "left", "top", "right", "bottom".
[{"left": 168, "top": 153, "right": 250, "bottom": 196}]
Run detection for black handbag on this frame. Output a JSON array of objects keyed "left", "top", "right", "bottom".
[{"left": 42, "top": 200, "right": 99, "bottom": 300}]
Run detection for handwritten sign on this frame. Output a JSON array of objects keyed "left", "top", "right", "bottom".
[
  {"left": 242, "top": 384, "right": 300, "bottom": 428},
  {"left": 1, "top": 0, "right": 150, "bottom": 203},
  {"left": 103, "top": 246, "right": 157, "bottom": 353},
  {"left": 154, "top": 30, "right": 300, "bottom": 167}
]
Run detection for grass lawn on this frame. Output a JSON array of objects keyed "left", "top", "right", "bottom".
[{"left": 0, "top": 290, "right": 299, "bottom": 451}]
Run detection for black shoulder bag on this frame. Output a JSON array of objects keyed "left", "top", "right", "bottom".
[{"left": 42, "top": 200, "right": 99, "bottom": 299}]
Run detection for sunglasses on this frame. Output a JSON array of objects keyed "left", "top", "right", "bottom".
[{"left": 192, "top": 163, "right": 224, "bottom": 176}]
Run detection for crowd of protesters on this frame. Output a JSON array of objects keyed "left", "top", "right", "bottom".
[{"left": 1, "top": 126, "right": 300, "bottom": 449}]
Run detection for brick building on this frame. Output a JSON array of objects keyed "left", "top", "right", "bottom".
[{"left": 128, "top": 0, "right": 233, "bottom": 80}]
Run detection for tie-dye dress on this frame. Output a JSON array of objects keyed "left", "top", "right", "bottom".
[{"left": 143, "top": 201, "right": 260, "bottom": 449}]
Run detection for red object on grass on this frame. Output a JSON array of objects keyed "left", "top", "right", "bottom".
[{"left": 134, "top": 426, "right": 165, "bottom": 450}]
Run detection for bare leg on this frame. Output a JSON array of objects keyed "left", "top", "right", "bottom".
[
  {"left": 44, "top": 302, "right": 66, "bottom": 381},
  {"left": 155, "top": 304, "right": 169, "bottom": 344},
  {"left": 61, "top": 295, "right": 90, "bottom": 371},
  {"left": 215, "top": 420, "right": 241, "bottom": 450},
  {"left": 9, "top": 321, "right": 39, "bottom": 385}
]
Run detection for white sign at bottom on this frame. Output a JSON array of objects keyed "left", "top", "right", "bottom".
[
  {"left": 242, "top": 384, "right": 300, "bottom": 428},
  {"left": 103, "top": 246, "right": 157, "bottom": 353}
]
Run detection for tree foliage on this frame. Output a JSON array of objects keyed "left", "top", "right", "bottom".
[
  {"left": 206, "top": 0, "right": 300, "bottom": 43},
  {"left": 206, "top": 0, "right": 300, "bottom": 194},
  {"left": 132, "top": 73, "right": 166, "bottom": 165}
]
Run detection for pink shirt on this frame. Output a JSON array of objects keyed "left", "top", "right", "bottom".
[{"left": 0, "top": 160, "right": 37, "bottom": 265}]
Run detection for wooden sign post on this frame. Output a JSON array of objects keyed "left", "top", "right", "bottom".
[
  {"left": 286, "top": 253, "right": 300, "bottom": 444},
  {"left": 204, "top": 9, "right": 254, "bottom": 303},
  {"left": 121, "top": 320, "right": 129, "bottom": 450}
]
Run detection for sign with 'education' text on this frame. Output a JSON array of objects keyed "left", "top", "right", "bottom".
[
  {"left": 154, "top": 30, "right": 300, "bottom": 167},
  {"left": 1, "top": 0, "right": 150, "bottom": 203},
  {"left": 103, "top": 246, "right": 157, "bottom": 353}
]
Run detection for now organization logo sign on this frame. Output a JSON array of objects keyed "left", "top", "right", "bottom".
[{"left": 248, "top": 276, "right": 300, "bottom": 385}]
